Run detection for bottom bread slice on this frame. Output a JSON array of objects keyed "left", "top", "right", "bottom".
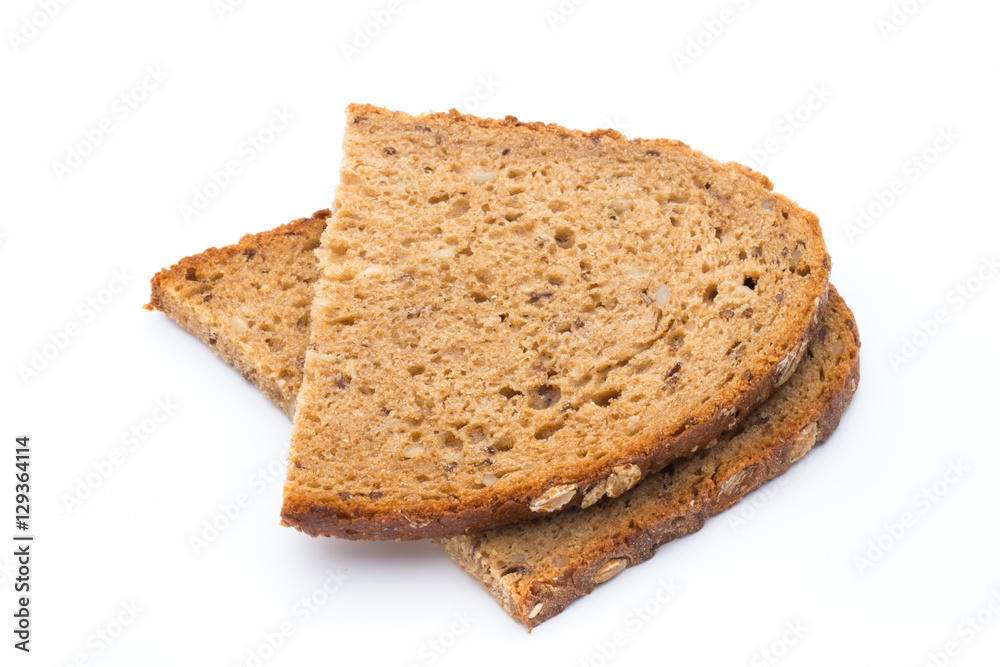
[
  {"left": 146, "top": 211, "right": 860, "bottom": 628},
  {"left": 442, "top": 291, "right": 859, "bottom": 627}
]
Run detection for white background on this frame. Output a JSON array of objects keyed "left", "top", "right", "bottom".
[{"left": 2, "top": 0, "right": 999, "bottom": 665}]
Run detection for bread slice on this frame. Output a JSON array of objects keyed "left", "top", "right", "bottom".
[
  {"left": 145, "top": 210, "right": 330, "bottom": 416},
  {"left": 282, "top": 105, "right": 831, "bottom": 539},
  {"left": 147, "top": 215, "right": 857, "bottom": 628}
]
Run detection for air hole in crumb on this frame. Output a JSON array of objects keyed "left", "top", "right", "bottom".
[
  {"left": 428, "top": 192, "right": 450, "bottom": 204},
  {"left": 703, "top": 284, "right": 719, "bottom": 303},
  {"left": 554, "top": 227, "right": 575, "bottom": 249},
  {"left": 494, "top": 436, "right": 513, "bottom": 451},
  {"left": 715, "top": 227, "right": 724, "bottom": 240},
  {"left": 407, "top": 364, "right": 425, "bottom": 376},
  {"left": 471, "top": 291, "right": 489, "bottom": 303},
  {"left": 743, "top": 276, "right": 758, "bottom": 290},
  {"left": 184, "top": 268, "right": 198, "bottom": 281},
  {"left": 499, "top": 386, "right": 522, "bottom": 400},
  {"left": 534, "top": 422, "right": 563, "bottom": 440},
  {"left": 739, "top": 250, "right": 748, "bottom": 260},
  {"left": 468, "top": 425, "right": 488, "bottom": 443},
  {"left": 447, "top": 198, "right": 471, "bottom": 217},
  {"left": 528, "top": 384, "right": 562, "bottom": 409},
  {"left": 796, "top": 264, "right": 811, "bottom": 277},
  {"left": 591, "top": 388, "right": 622, "bottom": 407}
]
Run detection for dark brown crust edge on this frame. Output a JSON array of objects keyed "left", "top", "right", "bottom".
[
  {"left": 279, "top": 104, "right": 832, "bottom": 541},
  {"left": 441, "top": 289, "right": 860, "bottom": 629},
  {"left": 145, "top": 210, "right": 331, "bottom": 412}
]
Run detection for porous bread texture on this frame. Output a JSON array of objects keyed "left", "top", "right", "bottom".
[
  {"left": 148, "top": 217, "right": 856, "bottom": 629},
  {"left": 440, "top": 289, "right": 860, "bottom": 628},
  {"left": 282, "top": 105, "right": 831, "bottom": 540},
  {"left": 145, "top": 210, "right": 329, "bottom": 416}
]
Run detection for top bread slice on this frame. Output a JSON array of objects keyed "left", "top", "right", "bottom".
[
  {"left": 147, "top": 213, "right": 857, "bottom": 628},
  {"left": 282, "top": 104, "right": 831, "bottom": 540}
]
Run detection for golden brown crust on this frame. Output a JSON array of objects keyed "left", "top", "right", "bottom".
[
  {"left": 440, "top": 288, "right": 860, "bottom": 628},
  {"left": 280, "top": 105, "right": 832, "bottom": 540}
]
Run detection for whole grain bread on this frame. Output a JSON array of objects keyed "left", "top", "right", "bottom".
[
  {"left": 147, "top": 215, "right": 857, "bottom": 627},
  {"left": 283, "top": 105, "right": 831, "bottom": 539},
  {"left": 145, "top": 210, "right": 330, "bottom": 416}
]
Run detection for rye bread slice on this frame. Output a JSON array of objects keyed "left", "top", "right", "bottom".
[
  {"left": 284, "top": 105, "right": 831, "bottom": 539},
  {"left": 147, "top": 215, "right": 857, "bottom": 627}
]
